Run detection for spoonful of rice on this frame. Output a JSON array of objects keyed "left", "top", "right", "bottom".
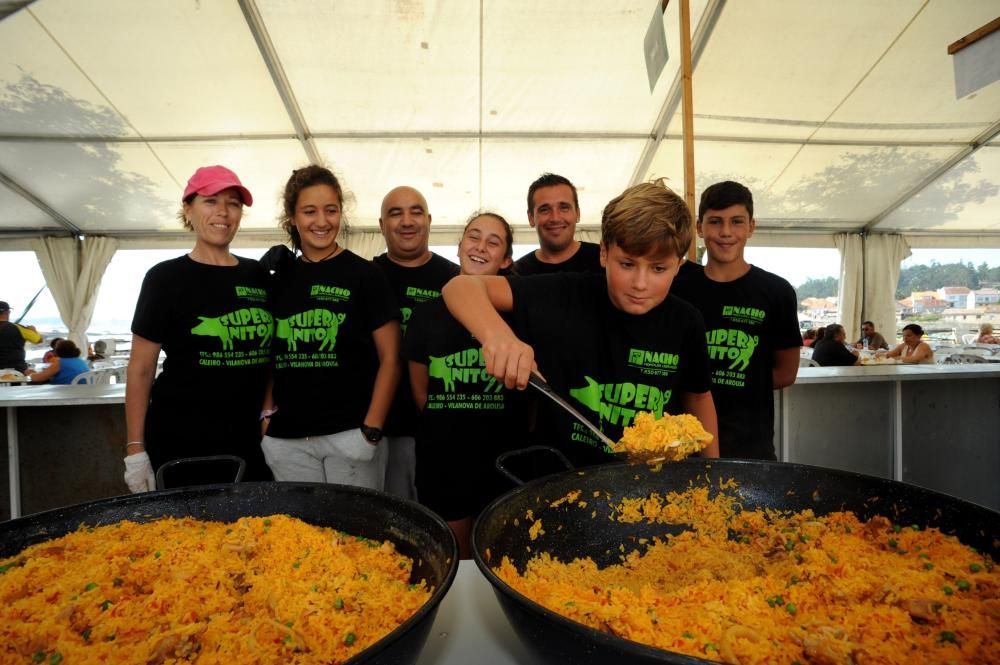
[
  {"left": 611, "top": 411, "right": 714, "bottom": 464},
  {"left": 527, "top": 372, "right": 712, "bottom": 465}
]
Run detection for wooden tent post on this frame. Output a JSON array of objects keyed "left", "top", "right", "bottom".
[{"left": 678, "top": 0, "right": 697, "bottom": 261}]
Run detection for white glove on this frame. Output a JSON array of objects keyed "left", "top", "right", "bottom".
[{"left": 123, "top": 451, "right": 156, "bottom": 493}]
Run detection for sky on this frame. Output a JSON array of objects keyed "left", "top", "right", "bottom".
[{"left": 2, "top": 246, "right": 999, "bottom": 335}]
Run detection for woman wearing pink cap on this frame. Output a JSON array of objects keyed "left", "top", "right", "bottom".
[{"left": 123, "top": 165, "right": 274, "bottom": 492}]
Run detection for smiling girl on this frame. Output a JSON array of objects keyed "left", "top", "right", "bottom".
[
  {"left": 260, "top": 165, "right": 401, "bottom": 490},
  {"left": 405, "top": 212, "right": 529, "bottom": 557}
]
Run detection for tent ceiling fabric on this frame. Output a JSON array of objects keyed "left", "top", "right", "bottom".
[{"left": 0, "top": 0, "right": 998, "bottom": 248}]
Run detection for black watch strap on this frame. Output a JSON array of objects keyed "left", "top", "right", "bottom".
[{"left": 361, "top": 424, "right": 383, "bottom": 442}]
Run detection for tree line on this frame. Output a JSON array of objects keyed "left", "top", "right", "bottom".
[{"left": 794, "top": 261, "right": 1000, "bottom": 303}]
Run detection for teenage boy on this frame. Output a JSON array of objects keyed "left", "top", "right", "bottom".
[
  {"left": 373, "top": 186, "right": 458, "bottom": 500},
  {"left": 514, "top": 173, "right": 602, "bottom": 275},
  {"left": 671, "top": 181, "right": 801, "bottom": 461},
  {"left": 442, "top": 180, "right": 719, "bottom": 467}
]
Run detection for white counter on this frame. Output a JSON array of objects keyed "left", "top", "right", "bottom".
[
  {"left": 1, "top": 384, "right": 126, "bottom": 518},
  {"left": 778, "top": 363, "right": 1000, "bottom": 510},
  {"left": 0, "top": 383, "right": 126, "bottom": 407},
  {"left": 794, "top": 363, "right": 1000, "bottom": 384}
]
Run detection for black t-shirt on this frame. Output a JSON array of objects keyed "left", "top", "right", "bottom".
[
  {"left": 0, "top": 321, "right": 27, "bottom": 371},
  {"left": 372, "top": 252, "right": 459, "bottom": 436},
  {"left": 671, "top": 262, "right": 802, "bottom": 460},
  {"left": 509, "top": 273, "right": 711, "bottom": 467},
  {"left": 131, "top": 255, "right": 274, "bottom": 479},
  {"left": 404, "top": 299, "right": 529, "bottom": 517},
  {"left": 268, "top": 251, "right": 399, "bottom": 438},
  {"left": 132, "top": 255, "right": 272, "bottom": 405},
  {"left": 812, "top": 337, "right": 858, "bottom": 367},
  {"left": 513, "top": 241, "right": 603, "bottom": 276}
]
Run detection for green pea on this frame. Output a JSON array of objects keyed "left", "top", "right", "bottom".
[
  {"left": 969, "top": 563, "right": 982, "bottom": 573},
  {"left": 956, "top": 579, "right": 971, "bottom": 591},
  {"left": 939, "top": 630, "right": 957, "bottom": 643},
  {"left": 786, "top": 603, "right": 797, "bottom": 615},
  {"left": 345, "top": 633, "right": 356, "bottom": 646}
]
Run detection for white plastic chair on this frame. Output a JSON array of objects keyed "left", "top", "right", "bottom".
[
  {"left": 71, "top": 370, "right": 113, "bottom": 385},
  {"left": 961, "top": 333, "right": 978, "bottom": 345},
  {"left": 799, "top": 357, "right": 820, "bottom": 367},
  {"left": 948, "top": 353, "right": 989, "bottom": 364}
]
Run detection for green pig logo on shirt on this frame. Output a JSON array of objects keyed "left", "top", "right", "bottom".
[
  {"left": 275, "top": 309, "right": 347, "bottom": 352},
  {"left": 569, "top": 376, "right": 671, "bottom": 428},
  {"left": 190, "top": 307, "right": 273, "bottom": 350},
  {"left": 427, "top": 347, "right": 501, "bottom": 394}
]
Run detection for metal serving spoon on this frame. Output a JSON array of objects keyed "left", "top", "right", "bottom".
[{"left": 527, "top": 372, "right": 617, "bottom": 450}]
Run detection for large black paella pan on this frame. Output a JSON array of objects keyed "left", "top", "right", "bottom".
[
  {"left": 0, "top": 482, "right": 458, "bottom": 665},
  {"left": 473, "top": 458, "right": 999, "bottom": 665}
]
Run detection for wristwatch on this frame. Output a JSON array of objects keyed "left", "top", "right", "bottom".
[{"left": 360, "top": 424, "right": 383, "bottom": 443}]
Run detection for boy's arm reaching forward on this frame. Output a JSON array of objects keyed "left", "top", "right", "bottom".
[
  {"left": 680, "top": 390, "right": 720, "bottom": 458},
  {"left": 441, "top": 275, "right": 536, "bottom": 390}
]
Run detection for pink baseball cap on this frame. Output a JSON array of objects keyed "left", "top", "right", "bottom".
[{"left": 182, "top": 165, "right": 253, "bottom": 206}]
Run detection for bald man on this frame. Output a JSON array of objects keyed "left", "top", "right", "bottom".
[{"left": 372, "top": 186, "right": 458, "bottom": 501}]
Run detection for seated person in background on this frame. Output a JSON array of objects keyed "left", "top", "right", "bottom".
[
  {"left": 88, "top": 339, "right": 108, "bottom": 363},
  {"left": 28, "top": 339, "right": 91, "bottom": 384},
  {"left": 976, "top": 323, "right": 999, "bottom": 345},
  {"left": 882, "top": 323, "right": 934, "bottom": 364},
  {"left": 43, "top": 337, "right": 63, "bottom": 363},
  {"left": 802, "top": 328, "right": 817, "bottom": 347},
  {"left": 854, "top": 320, "right": 890, "bottom": 350},
  {"left": 811, "top": 324, "right": 860, "bottom": 367}
]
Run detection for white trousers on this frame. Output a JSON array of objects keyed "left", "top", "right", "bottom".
[
  {"left": 261, "top": 428, "right": 387, "bottom": 491},
  {"left": 383, "top": 435, "right": 417, "bottom": 501}
]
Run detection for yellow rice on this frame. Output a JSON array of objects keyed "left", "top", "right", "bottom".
[
  {"left": 0, "top": 515, "right": 432, "bottom": 664},
  {"left": 496, "top": 484, "right": 999, "bottom": 664},
  {"left": 612, "top": 411, "right": 713, "bottom": 462}
]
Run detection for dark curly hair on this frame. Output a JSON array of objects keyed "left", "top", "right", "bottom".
[{"left": 279, "top": 165, "right": 349, "bottom": 251}]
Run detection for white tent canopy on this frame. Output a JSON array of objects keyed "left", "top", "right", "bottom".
[{"left": 1, "top": 1, "right": 999, "bottom": 333}]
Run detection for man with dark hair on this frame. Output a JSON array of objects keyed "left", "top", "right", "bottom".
[
  {"left": 513, "top": 173, "right": 602, "bottom": 275},
  {"left": 854, "top": 320, "right": 889, "bottom": 350},
  {"left": 813, "top": 324, "right": 860, "bottom": 366},
  {"left": 373, "top": 186, "right": 459, "bottom": 500},
  {"left": 671, "top": 181, "right": 802, "bottom": 461},
  {"left": 0, "top": 301, "right": 42, "bottom": 373}
]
